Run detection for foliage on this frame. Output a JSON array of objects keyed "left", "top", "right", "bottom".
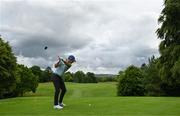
[
  {"left": 0, "top": 37, "right": 17, "bottom": 98},
  {"left": 141, "top": 56, "right": 164, "bottom": 96},
  {"left": 73, "top": 71, "right": 85, "bottom": 83},
  {"left": 73, "top": 71, "right": 97, "bottom": 83},
  {"left": 156, "top": 0, "right": 180, "bottom": 96},
  {"left": 41, "top": 70, "right": 52, "bottom": 82},
  {"left": 117, "top": 65, "right": 145, "bottom": 96},
  {"left": 97, "top": 77, "right": 117, "bottom": 82},
  {"left": 14, "top": 64, "right": 38, "bottom": 96},
  {"left": 64, "top": 72, "right": 73, "bottom": 82},
  {"left": 85, "top": 72, "right": 97, "bottom": 83},
  {"left": 156, "top": 0, "right": 180, "bottom": 46},
  {"left": 30, "top": 66, "right": 42, "bottom": 82},
  {"left": 30, "top": 66, "right": 52, "bottom": 83}
]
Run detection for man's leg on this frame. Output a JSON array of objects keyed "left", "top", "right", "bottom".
[
  {"left": 59, "top": 77, "right": 67, "bottom": 104},
  {"left": 52, "top": 74, "right": 60, "bottom": 105}
]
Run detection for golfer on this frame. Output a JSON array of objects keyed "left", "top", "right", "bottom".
[{"left": 51, "top": 55, "right": 76, "bottom": 109}]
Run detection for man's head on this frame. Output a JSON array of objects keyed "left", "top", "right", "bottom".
[{"left": 67, "top": 55, "right": 76, "bottom": 63}]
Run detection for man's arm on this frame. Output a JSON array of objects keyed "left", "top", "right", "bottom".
[
  {"left": 62, "top": 59, "right": 71, "bottom": 68},
  {"left": 54, "top": 56, "right": 61, "bottom": 68}
]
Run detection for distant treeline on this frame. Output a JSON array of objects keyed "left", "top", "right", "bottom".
[{"left": 27, "top": 66, "right": 118, "bottom": 84}]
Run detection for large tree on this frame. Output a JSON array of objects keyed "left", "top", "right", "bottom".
[
  {"left": 156, "top": 0, "right": 180, "bottom": 46},
  {"left": 156, "top": 0, "right": 180, "bottom": 95},
  {"left": 0, "top": 37, "right": 17, "bottom": 98}
]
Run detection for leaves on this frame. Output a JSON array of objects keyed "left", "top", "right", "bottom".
[
  {"left": 117, "top": 65, "right": 145, "bottom": 96},
  {"left": 15, "top": 64, "right": 39, "bottom": 96},
  {"left": 156, "top": 0, "right": 180, "bottom": 46},
  {"left": 0, "top": 37, "right": 17, "bottom": 98}
]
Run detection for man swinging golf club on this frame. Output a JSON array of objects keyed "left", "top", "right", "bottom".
[{"left": 51, "top": 55, "right": 76, "bottom": 109}]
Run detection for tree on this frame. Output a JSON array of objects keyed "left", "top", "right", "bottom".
[
  {"left": 141, "top": 56, "right": 164, "bottom": 96},
  {"left": 156, "top": 0, "right": 180, "bottom": 46},
  {"left": 0, "top": 37, "right": 17, "bottom": 98},
  {"left": 64, "top": 72, "right": 73, "bottom": 82},
  {"left": 41, "top": 70, "right": 52, "bottom": 82},
  {"left": 117, "top": 71, "right": 124, "bottom": 81},
  {"left": 40, "top": 67, "right": 53, "bottom": 82},
  {"left": 14, "top": 64, "right": 38, "bottom": 96},
  {"left": 73, "top": 71, "right": 85, "bottom": 83},
  {"left": 117, "top": 65, "right": 145, "bottom": 96},
  {"left": 86, "top": 72, "right": 97, "bottom": 83},
  {"left": 156, "top": 0, "right": 180, "bottom": 96},
  {"left": 30, "top": 65, "right": 42, "bottom": 82}
]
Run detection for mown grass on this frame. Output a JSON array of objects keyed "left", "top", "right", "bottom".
[
  {"left": 28, "top": 82, "right": 116, "bottom": 98},
  {"left": 0, "top": 82, "right": 180, "bottom": 116}
]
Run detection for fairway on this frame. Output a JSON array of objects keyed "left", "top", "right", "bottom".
[{"left": 0, "top": 82, "right": 180, "bottom": 116}]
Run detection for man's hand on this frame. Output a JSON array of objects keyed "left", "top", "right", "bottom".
[{"left": 54, "top": 56, "right": 61, "bottom": 68}]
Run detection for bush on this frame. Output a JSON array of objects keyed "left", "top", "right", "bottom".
[
  {"left": 14, "top": 64, "right": 39, "bottom": 96},
  {"left": 117, "top": 65, "right": 145, "bottom": 96}
]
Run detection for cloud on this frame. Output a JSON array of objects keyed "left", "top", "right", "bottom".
[
  {"left": 16, "top": 54, "right": 53, "bottom": 68},
  {"left": 0, "top": 0, "right": 92, "bottom": 57},
  {"left": 0, "top": 0, "right": 163, "bottom": 74}
]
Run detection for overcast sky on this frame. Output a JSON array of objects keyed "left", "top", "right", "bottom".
[{"left": 0, "top": 0, "right": 163, "bottom": 74}]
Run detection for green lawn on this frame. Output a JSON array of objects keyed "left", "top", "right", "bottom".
[{"left": 0, "top": 82, "right": 180, "bottom": 116}]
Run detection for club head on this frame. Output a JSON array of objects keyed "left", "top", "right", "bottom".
[{"left": 44, "top": 46, "right": 48, "bottom": 50}]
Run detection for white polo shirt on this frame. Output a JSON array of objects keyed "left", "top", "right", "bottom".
[{"left": 54, "top": 59, "right": 70, "bottom": 77}]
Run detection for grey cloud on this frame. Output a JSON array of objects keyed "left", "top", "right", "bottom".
[
  {"left": 0, "top": 0, "right": 163, "bottom": 74},
  {"left": 1, "top": 0, "right": 92, "bottom": 59},
  {"left": 15, "top": 34, "right": 90, "bottom": 58}
]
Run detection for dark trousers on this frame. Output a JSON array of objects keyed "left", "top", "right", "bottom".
[{"left": 51, "top": 73, "right": 67, "bottom": 105}]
